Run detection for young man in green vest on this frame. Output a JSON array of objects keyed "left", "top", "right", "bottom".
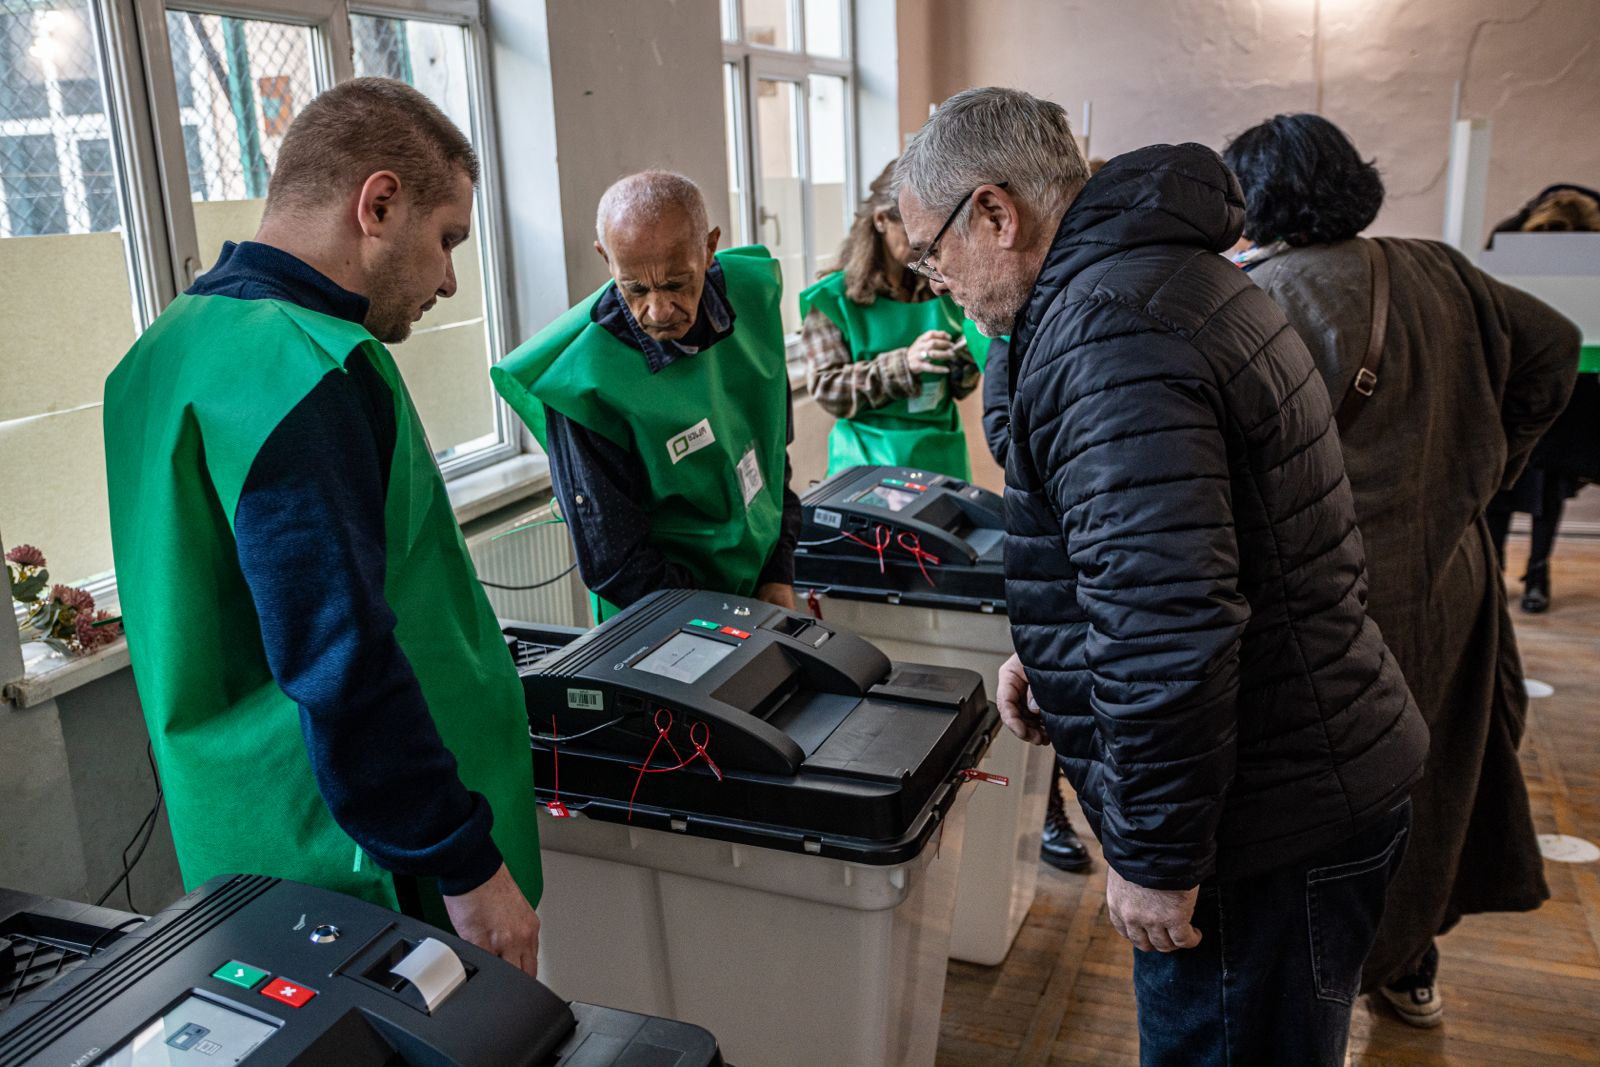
[
  {"left": 103, "top": 79, "right": 543, "bottom": 975},
  {"left": 493, "top": 172, "right": 799, "bottom": 622}
]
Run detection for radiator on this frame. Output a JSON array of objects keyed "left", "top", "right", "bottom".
[{"left": 465, "top": 504, "right": 586, "bottom": 627}]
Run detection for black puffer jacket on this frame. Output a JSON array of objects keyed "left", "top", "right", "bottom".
[{"left": 1005, "top": 145, "right": 1429, "bottom": 890}]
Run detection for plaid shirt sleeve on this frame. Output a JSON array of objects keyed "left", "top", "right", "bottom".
[{"left": 800, "top": 309, "right": 918, "bottom": 419}]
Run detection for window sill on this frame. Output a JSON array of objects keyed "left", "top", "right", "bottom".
[
  {"left": 5, "top": 637, "right": 131, "bottom": 710},
  {"left": 448, "top": 452, "right": 553, "bottom": 525},
  {"left": 2, "top": 456, "right": 554, "bottom": 709}
]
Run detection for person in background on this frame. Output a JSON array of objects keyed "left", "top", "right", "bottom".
[
  {"left": 798, "top": 160, "right": 982, "bottom": 479},
  {"left": 979, "top": 160, "right": 1107, "bottom": 875},
  {"left": 493, "top": 171, "right": 799, "bottom": 621},
  {"left": 103, "top": 79, "right": 543, "bottom": 975},
  {"left": 900, "top": 87, "right": 1428, "bottom": 1065},
  {"left": 1225, "top": 113, "right": 1576, "bottom": 1028},
  {"left": 1484, "top": 183, "right": 1600, "bottom": 612}
]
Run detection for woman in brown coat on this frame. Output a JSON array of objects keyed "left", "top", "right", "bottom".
[{"left": 1223, "top": 114, "right": 1579, "bottom": 1028}]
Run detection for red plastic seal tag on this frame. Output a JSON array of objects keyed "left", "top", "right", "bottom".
[
  {"left": 546, "top": 800, "right": 572, "bottom": 818},
  {"left": 959, "top": 769, "right": 1010, "bottom": 786}
]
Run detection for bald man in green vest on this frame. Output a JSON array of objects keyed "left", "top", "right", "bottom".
[{"left": 493, "top": 172, "right": 799, "bottom": 622}]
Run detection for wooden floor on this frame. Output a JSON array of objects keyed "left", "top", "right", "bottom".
[{"left": 937, "top": 534, "right": 1600, "bottom": 1066}]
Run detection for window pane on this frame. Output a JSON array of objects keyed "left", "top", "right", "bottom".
[
  {"left": 743, "top": 0, "right": 793, "bottom": 50},
  {"left": 0, "top": 134, "right": 67, "bottom": 235},
  {"left": 165, "top": 11, "right": 316, "bottom": 271},
  {"left": 352, "top": 15, "right": 500, "bottom": 464},
  {"left": 76, "top": 136, "right": 116, "bottom": 232},
  {"left": 0, "top": 0, "right": 142, "bottom": 588},
  {"left": 807, "top": 74, "right": 848, "bottom": 274},
  {"left": 804, "top": 0, "right": 845, "bottom": 58},
  {"left": 723, "top": 63, "right": 746, "bottom": 246},
  {"left": 755, "top": 78, "right": 803, "bottom": 334}
]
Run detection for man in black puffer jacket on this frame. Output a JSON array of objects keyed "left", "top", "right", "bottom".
[{"left": 898, "top": 88, "right": 1429, "bottom": 1066}]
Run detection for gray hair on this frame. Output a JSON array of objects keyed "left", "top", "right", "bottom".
[
  {"left": 595, "top": 170, "right": 709, "bottom": 250},
  {"left": 897, "top": 87, "right": 1088, "bottom": 224}
]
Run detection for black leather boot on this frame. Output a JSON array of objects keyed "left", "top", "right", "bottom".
[
  {"left": 1042, "top": 778, "right": 1091, "bottom": 872},
  {"left": 1522, "top": 561, "right": 1551, "bottom": 614}
]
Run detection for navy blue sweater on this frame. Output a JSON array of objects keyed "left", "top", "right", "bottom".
[
  {"left": 189, "top": 241, "right": 502, "bottom": 896},
  {"left": 542, "top": 265, "right": 801, "bottom": 608}
]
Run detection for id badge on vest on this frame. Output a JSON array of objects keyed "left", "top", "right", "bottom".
[
  {"left": 737, "top": 445, "right": 764, "bottom": 507},
  {"left": 907, "top": 377, "right": 947, "bottom": 414}
]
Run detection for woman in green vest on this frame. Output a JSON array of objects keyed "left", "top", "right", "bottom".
[{"left": 799, "top": 160, "right": 986, "bottom": 479}]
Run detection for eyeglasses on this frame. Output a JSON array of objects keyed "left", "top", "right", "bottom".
[{"left": 907, "top": 181, "right": 1008, "bottom": 283}]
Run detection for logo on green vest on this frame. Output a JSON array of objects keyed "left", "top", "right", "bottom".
[{"left": 667, "top": 418, "right": 716, "bottom": 464}]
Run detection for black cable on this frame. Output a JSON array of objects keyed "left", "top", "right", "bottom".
[
  {"left": 94, "top": 743, "right": 163, "bottom": 910},
  {"left": 479, "top": 562, "right": 578, "bottom": 592}
]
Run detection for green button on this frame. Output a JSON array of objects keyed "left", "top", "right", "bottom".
[
  {"left": 213, "top": 961, "right": 269, "bottom": 989},
  {"left": 688, "top": 619, "right": 720, "bottom": 630},
  {"left": 883, "top": 478, "right": 905, "bottom": 486}
]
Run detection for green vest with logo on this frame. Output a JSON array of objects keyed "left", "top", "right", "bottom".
[
  {"left": 799, "top": 270, "right": 984, "bottom": 479},
  {"left": 104, "top": 294, "right": 542, "bottom": 910},
  {"left": 492, "top": 247, "right": 789, "bottom": 621}
]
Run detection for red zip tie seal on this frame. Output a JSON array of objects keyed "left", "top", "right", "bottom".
[
  {"left": 546, "top": 715, "right": 572, "bottom": 817},
  {"left": 841, "top": 523, "right": 892, "bottom": 574},
  {"left": 896, "top": 531, "right": 941, "bottom": 588},
  {"left": 959, "top": 768, "right": 1010, "bottom": 787},
  {"left": 806, "top": 587, "right": 823, "bottom": 620}
]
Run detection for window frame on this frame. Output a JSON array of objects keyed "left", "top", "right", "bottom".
[
  {"left": 5, "top": 0, "right": 522, "bottom": 617},
  {"left": 130, "top": 0, "right": 518, "bottom": 478},
  {"left": 721, "top": 0, "right": 856, "bottom": 329}
]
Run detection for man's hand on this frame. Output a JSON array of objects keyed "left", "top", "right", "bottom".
[
  {"left": 443, "top": 863, "right": 541, "bottom": 978},
  {"left": 756, "top": 582, "right": 797, "bottom": 610},
  {"left": 996, "top": 653, "right": 1048, "bottom": 745},
  {"left": 906, "top": 329, "right": 958, "bottom": 375},
  {"left": 1105, "top": 866, "right": 1202, "bottom": 953}
]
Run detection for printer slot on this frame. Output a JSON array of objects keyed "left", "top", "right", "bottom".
[{"left": 338, "top": 928, "right": 476, "bottom": 1015}]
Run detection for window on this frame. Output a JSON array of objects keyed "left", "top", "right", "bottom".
[
  {"left": 350, "top": 13, "right": 512, "bottom": 468},
  {"left": 2, "top": 0, "right": 516, "bottom": 603},
  {"left": 0, "top": 0, "right": 147, "bottom": 591},
  {"left": 164, "top": 11, "right": 318, "bottom": 271},
  {"left": 721, "top": 0, "right": 855, "bottom": 337}
]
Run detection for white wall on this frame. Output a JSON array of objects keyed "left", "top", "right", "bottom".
[
  {"left": 902, "top": 0, "right": 1600, "bottom": 242},
  {"left": 541, "top": 0, "right": 733, "bottom": 302}
]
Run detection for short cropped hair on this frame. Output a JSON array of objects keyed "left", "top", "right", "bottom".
[
  {"left": 1222, "top": 114, "right": 1383, "bottom": 246},
  {"left": 897, "top": 87, "right": 1088, "bottom": 223},
  {"left": 595, "top": 170, "right": 709, "bottom": 250},
  {"left": 265, "top": 77, "right": 478, "bottom": 216}
]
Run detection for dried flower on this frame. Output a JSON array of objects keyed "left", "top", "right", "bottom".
[
  {"left": 74, "top": 610, "right": 123, "bottom": 653},
  {"left": 5, "top": 544, "right": 46, "bottom": 568},
  {"left": 50, "top": 584, "right": 95, "bottom": 614}
]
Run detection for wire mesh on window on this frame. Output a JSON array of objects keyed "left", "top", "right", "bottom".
[
  {"left": 351, "top": 15, "right": 472, "bottom": 143},
  {"left": 164, "top": 11, "right": 315, "bottom": 204},
  {"left": 0, "top": 0, "right": 122, "bottom": 237}
]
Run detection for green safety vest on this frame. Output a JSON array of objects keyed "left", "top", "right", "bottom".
[
  {"left": 104, "top": 295, "right": 542, "bottom": 910},
  {"left": 799, "top": 270, "right": 987, "bottom": 479},
  {"left": 492, "top": 246, "right": 789, "bottom": 622}
]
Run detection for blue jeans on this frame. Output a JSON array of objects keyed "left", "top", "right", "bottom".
[{"left": 1132, "top": 799, "right": 1412, "bottom": 1066}]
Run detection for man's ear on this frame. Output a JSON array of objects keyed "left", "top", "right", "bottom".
[
  {"left": 356, "top": 171, "right": 402, "bottom": 237},
  {"left": 974, "top": 184, "right": 1021, "bottom": 250},
  {"left": 594, "top": 239, "right": 610, "bottom": 265},
  {"left": 706, "top": 226, "right": 722, "bottom": 260}
]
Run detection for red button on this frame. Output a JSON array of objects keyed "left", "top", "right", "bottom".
[
  {"left": 906, "top": 482, "right": 928, "bottom": 491},
  {"left": 260, "top": 978, "right": 317, "bottom": 1008},
  {"left": 718, "top": 626, "right": 750, "bottom": 639}
]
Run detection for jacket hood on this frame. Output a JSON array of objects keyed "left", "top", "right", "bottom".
[{"left": 1011, "top": 144, "right": 1245, "bottom": 355}]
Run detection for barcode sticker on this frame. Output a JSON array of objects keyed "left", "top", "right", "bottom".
[
  {"left": 567, "top": 688, "right": 604, "bottom": 711},
  {"left": 814, "top": 508, "right": 842, "bottom": 529}
]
